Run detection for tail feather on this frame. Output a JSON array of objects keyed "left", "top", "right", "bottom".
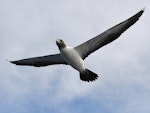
[{"left": 80, "top": 69, "right": 98, "bottom": 82}]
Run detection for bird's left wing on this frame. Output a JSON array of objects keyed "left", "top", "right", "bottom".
[
  {"left": 10, "top": 53, "right": 67, "bottom": 67},
  {"left": 75, "top": 9, "right": 144, "bottom": 60}
]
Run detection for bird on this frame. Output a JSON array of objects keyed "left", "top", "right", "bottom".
[{"left": 10, "top": 9, "right": 144, "bottom": 82}]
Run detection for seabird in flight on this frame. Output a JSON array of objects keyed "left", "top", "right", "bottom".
[{"left": 10, "top": 9, "right": 144, "bottom": 82}]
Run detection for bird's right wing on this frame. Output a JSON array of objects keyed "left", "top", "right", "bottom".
[
  {"left": 10, "top": 54, "right": 67, "bottom": 67},
  {"left": 75, "top": 9, "right": 144, "bottom": 60}
]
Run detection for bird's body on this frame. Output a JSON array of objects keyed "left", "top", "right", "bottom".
[
  {"left": 10, "top": 9, "right": 144, "bottom": 82},
  {"left": 56, "top": 39, "right": 98, "bottom": 81},
  {"left": 60, "top": 45, "right": 86, "bottom": 73}
]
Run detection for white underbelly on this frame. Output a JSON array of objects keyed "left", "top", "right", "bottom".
[{"left": 60, "top": 47, "right": 86, "bottom": 72}]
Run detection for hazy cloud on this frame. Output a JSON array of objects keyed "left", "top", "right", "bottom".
[{"left": 0, "top": 0, "right": 150, "bottom": 113}]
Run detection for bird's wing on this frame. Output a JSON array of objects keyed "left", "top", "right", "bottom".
[
  {"left": 10, "top": 54, "right": 67, "bottom": 67},
  {"left": 75, "top": 9, "right": 144, "bottom": 59}
]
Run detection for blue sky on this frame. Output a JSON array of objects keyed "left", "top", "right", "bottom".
[{"left": 0, "top": 0, "right": 150, "bottom": 113}]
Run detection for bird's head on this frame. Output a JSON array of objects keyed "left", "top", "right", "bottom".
[{"left": 56, "top": 39, "right": 66, "bottom": 49}]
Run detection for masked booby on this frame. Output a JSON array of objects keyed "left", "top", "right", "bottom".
[{"left": 10, "top": 9, "right": 144, "bottom": 82}]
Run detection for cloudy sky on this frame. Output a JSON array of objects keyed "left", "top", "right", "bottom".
[{"left": 0, "top": 0, "right": 150, "bottom": 113}]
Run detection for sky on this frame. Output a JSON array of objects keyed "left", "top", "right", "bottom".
[{"left": 0, "top": 0, "right": 150, "bottom": 113}]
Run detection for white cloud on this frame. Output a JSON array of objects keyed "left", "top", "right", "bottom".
[{"left": 0, "top": 0, "right": 150, "bottom": 113}]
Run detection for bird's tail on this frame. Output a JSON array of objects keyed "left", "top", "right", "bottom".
[{"left": 80, "top": 69, "right": 98, "bottom": 82}]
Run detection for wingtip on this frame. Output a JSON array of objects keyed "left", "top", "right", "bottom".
[
  {"left": 9, "top": 60, "right": 17, "bottom": 65},
  {"left": 132, "top": 8, "right": 144, "bottom": 20},
  {"left": 139, "top": 8, "right": 145, "bottom": 15}
]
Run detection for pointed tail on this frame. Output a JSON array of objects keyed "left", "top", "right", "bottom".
[{"left": 80, "top": 69, "right": 98, "bottom": 82}]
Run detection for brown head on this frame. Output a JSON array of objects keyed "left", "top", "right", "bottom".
[{"left": 56, "top": 39, "right": 67, "bottom": 49}]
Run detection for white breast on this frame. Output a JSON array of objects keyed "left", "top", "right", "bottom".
[{"left": 60, "top": 46, "right": 86, "bottom": 72}]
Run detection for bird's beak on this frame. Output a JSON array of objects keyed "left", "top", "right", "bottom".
[
  {"left": 56, "top": 39, "right": 60, "bottom": 46},
  {"left": 56, "top": 39, "right": 66, "bottom": 49}
]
